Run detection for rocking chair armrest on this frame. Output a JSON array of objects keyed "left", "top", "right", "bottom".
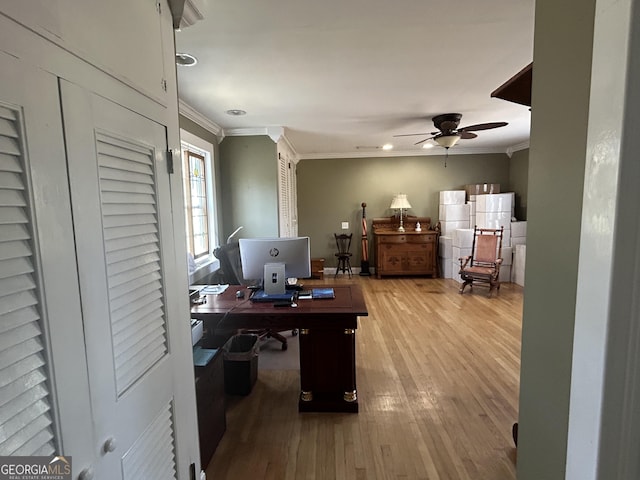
[
  {"left": 495, "top": 258, "right": 503, "bottom": 266},
  {"left": 459, "top": 256, "right": 471, "bottom": 268}
]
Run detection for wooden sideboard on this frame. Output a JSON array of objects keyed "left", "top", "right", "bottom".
[{"left": 372, "top": 216, "right": 438, "bottom": 278}]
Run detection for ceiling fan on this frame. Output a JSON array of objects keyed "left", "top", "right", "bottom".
[{"left": 394, "top": 113, "right": 508, "bottom": 149}]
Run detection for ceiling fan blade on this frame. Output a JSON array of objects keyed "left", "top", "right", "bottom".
[
  {"left": 459, "top": 131, "right": 477, "bottom": 139},
  {"left": 414, "top": 136, "right": 434, "bottom": 145},
  {"left": 393, "top": 132, "right": 430, "bottom": 137},
  {"left": 458, "top": 121, "right": 508, "bottom": 132}
]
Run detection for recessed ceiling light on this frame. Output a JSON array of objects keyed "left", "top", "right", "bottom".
[
  {"left": 422, "top": 143, "right": 434, "bottom": 149},
  {"left": 175, "top": 53, "right": 198, "bottom": 67},
  {"left": 226, "top": 109, "right": 247, "bottom": 116},
  {"left": 382, "top": 144, "right": 393, "bottom": 150}
]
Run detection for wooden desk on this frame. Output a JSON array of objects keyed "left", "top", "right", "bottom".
[{"left": 191, "top": 284, "right": 368, "bottom": 413}]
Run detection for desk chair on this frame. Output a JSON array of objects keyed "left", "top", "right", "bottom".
[
  {"left": 213, "top": 242, "right": 291, "bottom": 350},
  {"left": 458, "top": 226, "right": 504, "bottom": 296},
  {"left": 334, "top": 233, "right": 353, "bottom": 278}
]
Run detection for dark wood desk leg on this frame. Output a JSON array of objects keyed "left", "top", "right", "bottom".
[{"left": 298, "top": 326, "right": 358, "bottom": 413}]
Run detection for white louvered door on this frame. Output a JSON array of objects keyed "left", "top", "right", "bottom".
[
  {"left": 0, "top": 54, "right": 94, "bottom": 470},
  {"left": 61, "top": 81, "right": 182, "bottom": 480}
]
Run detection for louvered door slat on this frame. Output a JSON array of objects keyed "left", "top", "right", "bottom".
[
  {"left": 0, "top": 136, "right": 20, "bottom": 156},
  {"left": 99, "top": 166, "right": 154, "bottom": 185},
  {"left": 0, "top": 223, "right": 29, "bottom": 242},
  {"left": 108, "top": 262, "right": 160, "bottom": 290},
  {"left": 9, "top": 417, "right": 54, "bottom": 456},
  {"left": 0, "top": 189, "right": 26, "bottom": 206},
  {"left": 114, "top": 328, "right": 165, "bottom": 371},
  {"left": 103, "top": 213, "right": 157, "bottom": 229},
  {"left": 122, "top": 403, "right": 177, "bottom": 480},
  {"left": 111, "top": 298, "right": 163, "bottom": 333},
  {"left": 104, "top": 223, "right": 158, "bottom": 241},
  {"left": 0, "top": 306, "right": 39, "bottom": 335},
  {"left": 107, "top": 243, "right": 159, "bottom": 265},
  {"left": 0, "top": 258, "right": 34, "bottom": 280},
  {"left": 97, "top": 133, "right": 167, "bottom": 395},
  {"left": 0, "top": 117, "right": 18, "bottom": 139},
  {"left": 109, "top": 278, "right": 162, "bottom": 312},
  {"left": 0, "top": 153, "right": 21, "bottom": 172},
  {"left": 0, "top": 274, "right": 36, "bottom": 298},
  {"left": 0, "top": 240, "right": 31, "bottom": 261},
  {"left": 102, "top": 202, "right": 156, "bottom": 217},
  {"left": 0, "top": 383, "right": 49, "bottom": 424},
  {"left": 108, "top": 271, "right": 161, "bottom": 302},
  {"left": 107, "top": 252, "right": 161, "bottom": 277},
  {"left": 0, "top": 106, "right": 16, "bottom": 121},
  {"left": 0, "top": 290, "right": 38, "bottom": 317}
]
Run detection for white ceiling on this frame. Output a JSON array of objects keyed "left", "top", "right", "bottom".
[{"left": 175, "top": 0, "right": 535, "bottom": 159}]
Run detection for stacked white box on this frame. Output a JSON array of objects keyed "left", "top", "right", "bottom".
[
  {"left": 441, "top": 220, "right": 470, "bottom": 236},
  {"left": 500, "top": 265, "right": 512, "bottom": 283},
  {"left": 438, "top": 236, "right": 453, "bottom": 278},
  {"left": 511, "top": 221, "right": 527, "bottom": 245},
  {"left": 439, "top": 190, "right": 466, "bottom": 205},
  {"left": 451, "top": 229, "right": 474, "bottom": 282},
  {"left": 452, "top": 228, "right": 474, "bottom": 248},
  {"left": 439, "top": 204, "right": 470, "bottom": 221},
  {"left": 475, "top": 193, "right": 514, "bottom": 247},
  {"left": 439, "top": 235, "right": 453, "bottom": 259},
  {"left": 513, "top": 244, "right": 527, "bottom": 286},
  {"left": 476, "top": 193, "right": 513, "bottom": 213},
  {"left": 439, "top": 191, "right": 470, "bottom": 237}
]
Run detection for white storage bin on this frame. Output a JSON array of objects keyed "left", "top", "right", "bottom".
[
  {"left": 439, "top": 203, "right": 471, "bottom": 222},
  {"left": 452, "top": 228, "right": 474, "bottom": 248},
  {"left": 439, "top": 190, "right": 466, "bottom": 205},
  {"left": 439, "top": 236, "right": 453, "bottom": 259},
  {"left": 441, "top": 220, "right": 470, "bottom": 236},
  {"left": 476, "top": 193, "right": 513, "bottom": 213}
]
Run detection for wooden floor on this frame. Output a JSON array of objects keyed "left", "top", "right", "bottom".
[{"left": 206, "top": 276, "right": 522, "bottom": 480}]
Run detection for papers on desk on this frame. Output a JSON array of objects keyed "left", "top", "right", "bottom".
[{"left": 191, "top": 284, "right": 229, "bottom": 295}]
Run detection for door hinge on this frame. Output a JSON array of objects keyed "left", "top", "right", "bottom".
[
  {"left": 167, "top": 149, "right": 174, "bottom": 174},
  {"left": 161, "top": 78, "right": 168, "bottom": 92},
  {"left": 157, "top": 2, "right": 162, "bottom": 14}
]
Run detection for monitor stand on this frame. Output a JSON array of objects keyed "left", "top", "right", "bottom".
[{"left": 263, "top": 262, "right": 286, "bottom": 295}]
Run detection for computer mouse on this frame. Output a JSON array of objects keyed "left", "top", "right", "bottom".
[{"left": 236, "top": 290, "right": 244, "bottom": 299}]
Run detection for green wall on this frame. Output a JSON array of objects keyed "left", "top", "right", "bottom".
[
  {"left": 218, "top": 136, "right": 279, "bottom": 239},
  {"left": 516, "top": 0, "right": 595, "bottom": 477},
  {"left": 297, "top": 152, "right": 511, "bottom": 264}
]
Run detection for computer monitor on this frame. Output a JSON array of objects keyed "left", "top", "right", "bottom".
[{"left": 239, "top": 237, "right": 311, "bottom": 294}]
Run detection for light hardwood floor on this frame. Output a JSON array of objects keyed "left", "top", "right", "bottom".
[{"left": 206, "top": 276, "right": 522, "bottom": 479}]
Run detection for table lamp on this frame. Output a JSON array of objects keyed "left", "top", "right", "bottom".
[{"left": 390, "top": 194, "right": 412, "bottom": 232}]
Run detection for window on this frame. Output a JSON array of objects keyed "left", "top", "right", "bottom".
[
  {"left": 183, "top": 150, "right": 209, "bottom": 258},
  {"left": 180, "top": 130, "right": 218, "bottom": 275}
]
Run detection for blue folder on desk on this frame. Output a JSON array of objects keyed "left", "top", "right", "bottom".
[{"left": 250, "top": 289, "right": 295, "bottom": 303}]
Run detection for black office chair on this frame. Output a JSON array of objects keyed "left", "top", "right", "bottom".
[
  {"left": 213, "top": 242, "right": 292, "bottom": 350},
  {"left": 334, "top": 233, "right": 353, "bottom": 278}
]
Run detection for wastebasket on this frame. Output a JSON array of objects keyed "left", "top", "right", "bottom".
[{"left": 222, "top": 334, "right": 259, "bottom": 395}]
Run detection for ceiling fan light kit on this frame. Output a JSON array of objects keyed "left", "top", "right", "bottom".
[
  {"left": 434, "top": 134, "right": 460, "bottom": 149},
  {"left": 393, "top": 112, "right": 509, "bottom": 158}
]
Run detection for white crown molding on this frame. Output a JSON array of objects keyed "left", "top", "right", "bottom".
[
  {"left": 179, "top": 0, "right": 204, "bottom": 29},
  {"left": 506, "top": 140, "right": 530, "bottom": 157},
  {"left": 298, "top": 145, "right": 508, "bottom": 160},
  {"left": 224, "top": 126, "right": 285, "bottom": 144},
  {"left": 178, "top": 100, "right": 224, "bottom": 141}
]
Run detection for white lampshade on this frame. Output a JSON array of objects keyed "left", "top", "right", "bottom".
[
  {"left": 435, "top": 134, "right": 461, "bottom": 149},
  {"left": 390, "top": 193, "right": 412, "bottom": 210}
]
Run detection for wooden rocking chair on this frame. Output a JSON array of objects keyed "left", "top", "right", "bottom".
[{"left": 458, "top": 226, "right": 504, "bottom": 296}]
